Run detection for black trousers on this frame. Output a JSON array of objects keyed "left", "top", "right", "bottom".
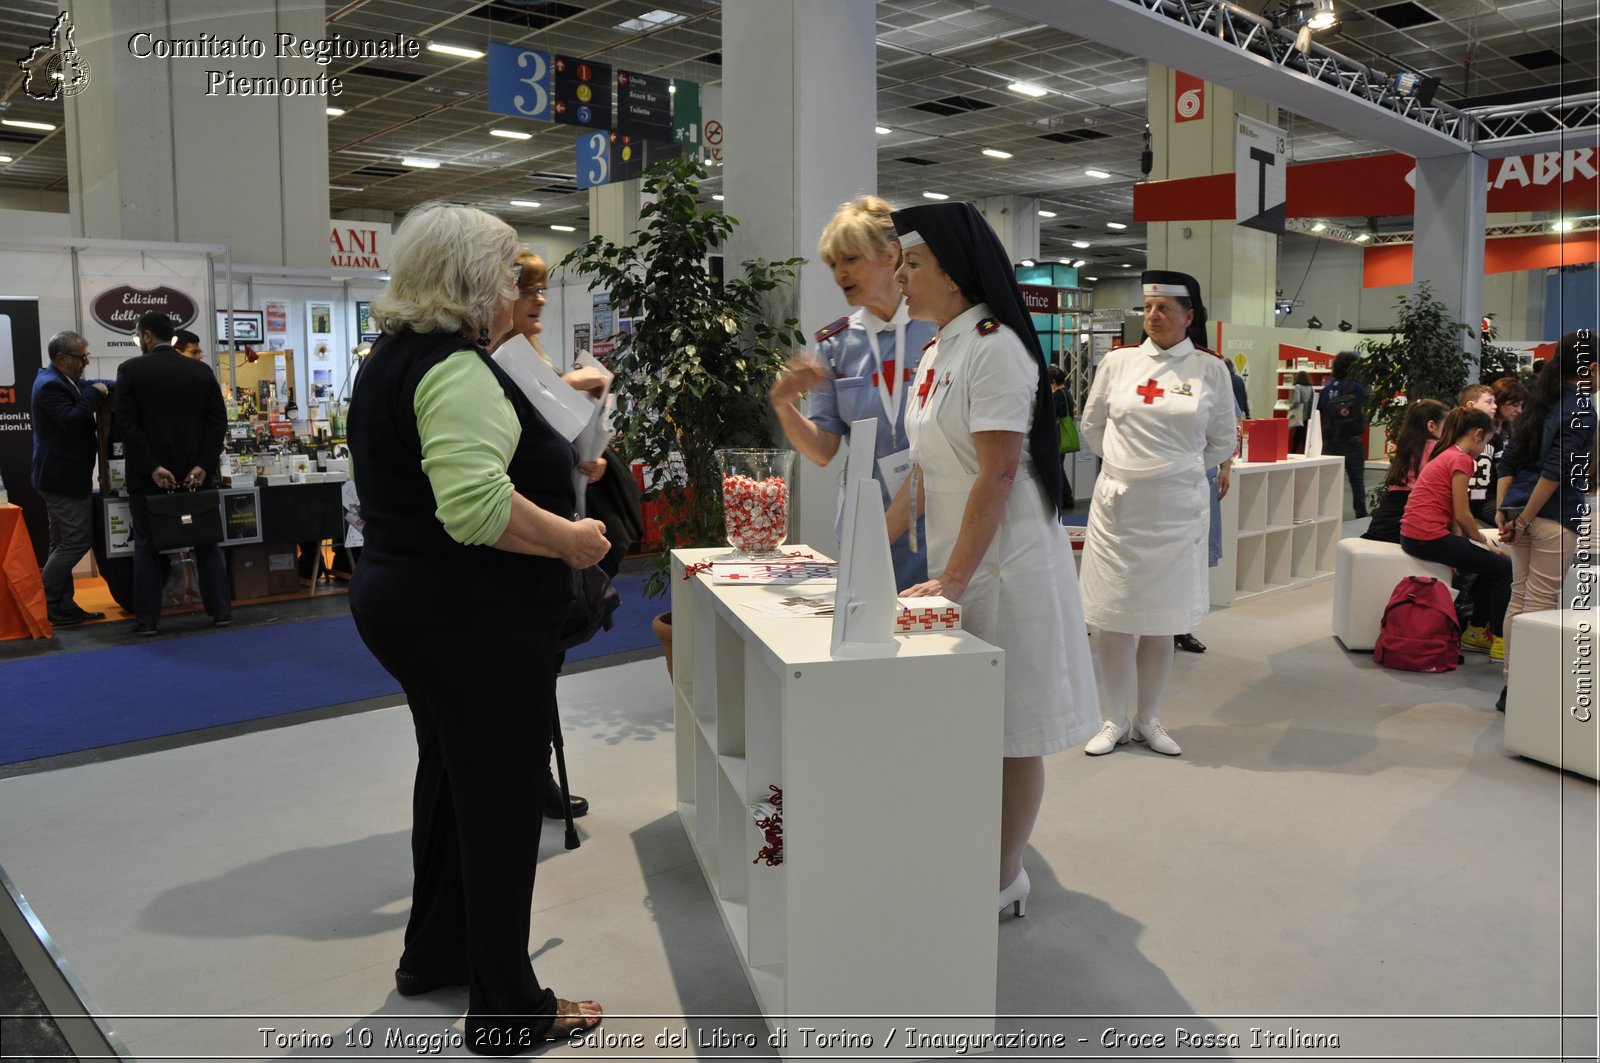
[
  {"left": 1400, "top": 533, "right": 1513, "bottom": 635},
  {"left": 350, "top": 554, "right": 562, "bottom": 1049},
  {"left": 1324, "top": 439, "right": 1367, "bottom": 517}
]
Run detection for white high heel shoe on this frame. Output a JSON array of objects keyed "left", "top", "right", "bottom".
[{"left": 998, "top": 868, "right": 1030, "bottom": 917}]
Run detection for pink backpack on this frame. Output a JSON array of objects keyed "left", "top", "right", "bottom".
[{"left": 1373, "top": 576, "right": 1461, "bottom": 672}]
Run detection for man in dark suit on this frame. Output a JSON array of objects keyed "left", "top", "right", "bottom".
[
  {"left": 115, "top": 311, "right": 231, "bottom": 635},
  {"left": 30, "top": 330, "right": 109, "bottom": 626}
]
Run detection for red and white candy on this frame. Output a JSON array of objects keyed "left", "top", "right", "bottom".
[{"left": 723, "top": 473, "right": 790, "bottom": 554}]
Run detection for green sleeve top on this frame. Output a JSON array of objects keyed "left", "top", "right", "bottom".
[{"left": 413, "top": 349, "right": 520, "bottom": 545}]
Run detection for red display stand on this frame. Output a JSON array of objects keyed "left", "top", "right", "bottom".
[{"left": 1241, "top": 418, "right": 1289, "bottom": 462}]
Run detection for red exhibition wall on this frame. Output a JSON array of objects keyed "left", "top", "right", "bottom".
[{"left": 1363, "top": 231, "right": 1600, "bottom": 288}]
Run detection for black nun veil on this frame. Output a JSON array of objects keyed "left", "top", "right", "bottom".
[{"left": 890, "top": 201, "right": 1064, "bottom": 516}]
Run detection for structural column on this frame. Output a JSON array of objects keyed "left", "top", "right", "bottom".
[
  {"left": 1143, "top": 63, "right": 1277, "bottom": 330},
  {"left": 722, "top": 0, "right": 878, "bottom": 553},
  {"left": 65, "top": 0, "right": 329, "bottom": 267},
  {"left": 976, "top": 195, "right": 1041, "bottom": 264},
  {"left": 1413, "top": 153, "right": 1488, "bottom": 363}
]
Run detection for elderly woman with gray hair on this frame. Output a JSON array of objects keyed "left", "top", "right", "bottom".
[{"left": 347, "top": 202, "right": 607, "bottom": 1052}]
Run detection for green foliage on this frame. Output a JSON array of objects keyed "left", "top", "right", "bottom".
[
  {"left": 1353, "top": 282, "right": 1470, "bottom": 442},
  {"left": 560, "top": 156, "right": 806, "bottom": 597}
]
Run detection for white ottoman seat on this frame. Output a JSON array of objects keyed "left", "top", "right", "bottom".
[
  {"left": 1332, "top": 537, "right": 1454, "bottom": 652},
  {"left": 1504, "top": 608, "right": 1598, "bottom": 780}
]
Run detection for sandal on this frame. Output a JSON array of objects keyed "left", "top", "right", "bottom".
[{"left": 550, "top": 998, "right": 603, "bottom": 1038}]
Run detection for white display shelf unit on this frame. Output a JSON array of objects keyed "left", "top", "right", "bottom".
[
  {"left": 670, "top": 547, "right": 1005, "bottom": 1055},
  {"left": 1210, "top": 455, "right": 1344, "bottom": 608}
]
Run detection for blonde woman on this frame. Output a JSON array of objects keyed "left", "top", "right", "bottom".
[
  {"left": 769, "top": 196, "right": 937, "bottom": 586},
  {"left": 348, "top": 204, "right": 606, "bottom": 1047}
]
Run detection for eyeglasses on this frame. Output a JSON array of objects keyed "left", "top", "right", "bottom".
[
  {"left": 518, "top": 286, "right": 547, "bottom": 299},
  {"left": 67, "top": 352, "right": 91, "bottom": 363}
]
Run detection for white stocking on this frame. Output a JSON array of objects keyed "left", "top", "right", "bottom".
[
  {"left": 1134, "top": 633, "right": 1176, "bottom": 724},
  {"left": 1095, "top": 630, "right": 1137, "bottom": 727}
]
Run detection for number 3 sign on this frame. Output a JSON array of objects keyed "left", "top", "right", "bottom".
[{"left": 575, "top": 131, "right": 611, "bottom": 189}]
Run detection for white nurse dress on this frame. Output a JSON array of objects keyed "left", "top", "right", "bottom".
[{"left": 904, "top": 304, "right": 1101, "bottom": 757}]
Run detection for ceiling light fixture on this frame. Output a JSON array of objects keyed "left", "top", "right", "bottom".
[
  {"left": 1356, "top": 232, "right": 1371, "bottom": 242},
  {"left": 922, "top": 191, "right": 949, "bottom": 200},
  {"left": 2, "top": 119, "right": 56, "bottom": 131},
  {"left": 1106, "top": 221, "right": 1128, "bottom": 230},
  {"left": 1072, "top": 240, "right": 1091, "bottom": 249},
  {"left": 329, "top": 184, "right": 364, "bottom": 192},
  {"left": 426, "top": 41, "right": 485, "bottom": 60},
  {"left": 876, "top": 126, "right": 892, "bottom": 136},
  {"left": 1338, "top": 320, "right": 1353, "bottom": 332},
  {"left": 0, "top": 155, "right": 12, "bottom": 164},
  {"left": 617, "top": 9, "right": 686, "bottom": 32},
  {"left": 982, "top": 148, "right": 1013, "bottom": 159},
  {"left": 510, "top": 199, "right": 542, "bottom": 208},
  {"left": 401, "top": 157, "right": 440, "bottom": 169},
  {"left": 1307, "top": 315, "right": 1323, "bottom": 329},
  {"left": 1007, "top": 81, "right": 1049, "bottom": 98},
  {"left": 1020, "top": 258, "right": 1036, "bottom": 267},
  {"left": 551, "top": 224, "right": 577, "bottom": 232},
  {"left": 712, "top": 194, "right": 725, "bottom": 201},
  {"left": 1121, "top": 263, "right": 1132, "bottom": 268},
  {"left": 1073, "top": 259, "right": 1087, "bottom": 268},
  {"left": 491, "top": 129, "right": 533, "bottom": 140},
  {"left": 1306, "top": 0, "right": 1337, "bottom": 30},
  {"left": 1084, "top": 168, "right": 1111, "bottom": 179},
  {"left": 1059, "top": 258, "right": 1074, "bottom": 265},
  {"left": 1553, "top": 219, "right": 1575, "bottom": 232},
  {"left": 1037, "top": 210, "right": 1057, "bottom": 219},
  {"left": 1311, "top": 221, "right": 1327, "bottom": 232},
  {"left": 326, "top": 107, "right": 346, "bottom": 117},
  {"left": 1086, "top": 276, "right": 1099, "bottom": 281}
]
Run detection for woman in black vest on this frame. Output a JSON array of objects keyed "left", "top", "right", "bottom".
[{"left": 347, "top": 203, "right": 608, "bottom": 1051}]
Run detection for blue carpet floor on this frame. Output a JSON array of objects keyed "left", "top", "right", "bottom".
[{"left": 0, "top": 574, "right": 660, "bottom": 765}]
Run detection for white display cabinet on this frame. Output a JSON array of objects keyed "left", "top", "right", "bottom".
[
  {"left": 670, "top": 547, "right": 1005, "bottom": 1055},
  {"left": 1210, "top": 455, "right": 1344, "bottom": 608}
]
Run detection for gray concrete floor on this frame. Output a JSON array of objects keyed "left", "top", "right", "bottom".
[{"left": 0, "top": 565, "right": 1595, "bottom": 1062}]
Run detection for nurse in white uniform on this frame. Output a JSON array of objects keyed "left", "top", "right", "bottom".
[
  {"left": 884, "top": 202, "right": 1100, "bottom": 918},
  {"left": 1078, "top": 270, "right": 1238, "bottom": 758}
]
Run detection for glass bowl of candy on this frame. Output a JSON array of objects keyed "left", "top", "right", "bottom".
[{"left": 717, "top": 448, "right": 795, "bottom": 557}]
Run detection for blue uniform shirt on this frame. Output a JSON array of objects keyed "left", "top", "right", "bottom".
[{"left": 808, "top": 305, "right": 936, "bottom": 587}]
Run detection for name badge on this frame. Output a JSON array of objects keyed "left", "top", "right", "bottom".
[{"left": 878, "top": 447, "right": 913, "bottom": 500}]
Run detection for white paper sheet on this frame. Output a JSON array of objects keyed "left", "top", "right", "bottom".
[{"left": 491, "top": 334, "right": 594, "bottom": 442}]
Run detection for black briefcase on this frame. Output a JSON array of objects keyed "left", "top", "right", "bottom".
[{"left": 146, "top": 489, "right": 225, "bottom": 550}]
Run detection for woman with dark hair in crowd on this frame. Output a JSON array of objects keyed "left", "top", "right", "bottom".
[
  {"left": 1361, "top": 398, "right": 1449, "bottom": 544},
  {"left": 1318, "top": 350, "right": 1368, "bottom": 517},
  {"left": 1398, "top": 406, "right": 1513, "bottom": 677},
  {"left": 1496, "top": 330, "right": 1597, "bottom": 704},
  {"left": 348, "top": 203, "right": 606, "bottom": 1049},
  {"left": 1287, "top": 370, "right": 1315, "bottom": 454}
]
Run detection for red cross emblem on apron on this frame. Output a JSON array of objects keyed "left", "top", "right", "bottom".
[{"left": 1136, "top": 378, "right": 1165, "bottom": 404}]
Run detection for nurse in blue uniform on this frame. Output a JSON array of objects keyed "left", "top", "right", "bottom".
[{"left": 769, "top": 195, "right": 935, "bottom": 588}]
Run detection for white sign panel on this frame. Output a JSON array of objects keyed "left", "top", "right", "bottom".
[{"left": 1235, "top": 114, "right": 1287, "bottom": 235}]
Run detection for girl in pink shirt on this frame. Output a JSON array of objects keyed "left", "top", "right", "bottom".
[{"left": 1399, "top": 408, "right": 1512, "bottom": 654}]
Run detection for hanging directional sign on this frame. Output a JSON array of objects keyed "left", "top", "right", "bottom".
[
  {"left": 1235, "top": 114, "right": 1286, "bottom": 235},
  {"left": 575, "top": 130, "right": 612, "bottom": 189},
  {"left": 486, "top": 43, "right": 552, "bottom": 120},
  {"left": 552, "top": 55, "right": 611, "bottom": 128},
  {"left": 616, "top": 69, "right": 674, "bottom": 140},
  {"left": 671, "top": 79, "right": 701, "bottom": 151}
]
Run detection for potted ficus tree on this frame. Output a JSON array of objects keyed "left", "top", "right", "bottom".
[
  {"left": 1353, "top": 281, "right": 1473, "bottom": 442},
  {"left": 561, "top": 157, "right": 806, "bottom": 646}
]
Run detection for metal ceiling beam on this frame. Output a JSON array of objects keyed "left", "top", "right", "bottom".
[
  {"left": 988, "top": 0, "right": 1476, "bottom": 158},
  {"left": 1464, "top": 93, "right": 1600, "bottom": 159}
]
